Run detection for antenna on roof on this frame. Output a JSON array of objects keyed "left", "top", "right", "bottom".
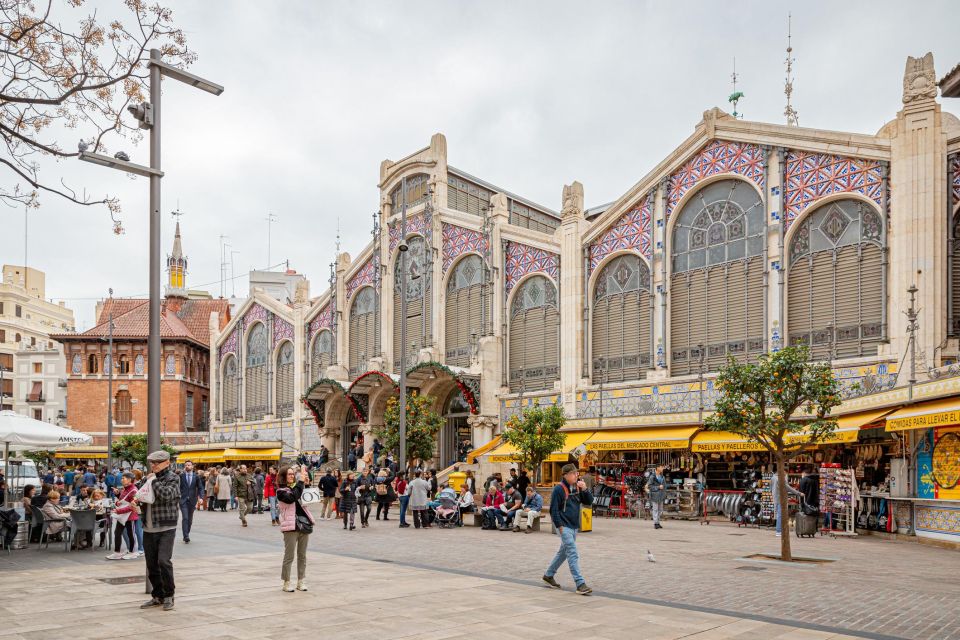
[
  {"left": 784, "top": 13, "right": 799, "bottom": 126},
  {"left": 335, "top": 217, "right": 341, "bottom": 254},
  {"left": 728, "top": 57, "right": 744, "bottom": 119}
]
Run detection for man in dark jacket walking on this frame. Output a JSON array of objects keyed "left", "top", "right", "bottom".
[
  {"left": 178, "top": 460, "right": 203, "bottom": 543},
  {"left": 543, "top": 463, "right": 594, "bottom": 595},
  {"left": 233, "top": 465, "right": 254, "bottom": 527},
  {"left": 141, "top": 450, "right": 181, "bottom": 611},
  {"left": 318, "top": 470, "right": 338, "bottom": 520}
]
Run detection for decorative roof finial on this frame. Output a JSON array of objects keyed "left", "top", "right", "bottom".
[
  {"left": 336, "top": 216, "right": 341, "bottom": 254},
  {"left": 728, "top": 57, "right": 744, "bottom": 119},
  {"left": 784, "top": 13, "right": 799, "bottom": 126}
]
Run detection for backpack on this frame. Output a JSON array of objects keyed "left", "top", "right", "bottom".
[{"left": 375, "top": 482, "right": 388, "bottom": 496}]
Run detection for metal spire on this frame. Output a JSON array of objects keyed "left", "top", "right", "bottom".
[
  {"left": 784, "top": 13, "right": 799, "bottom": 126},
  {"left": 728, "top": 57, "right": 744, "bottom": 119}
]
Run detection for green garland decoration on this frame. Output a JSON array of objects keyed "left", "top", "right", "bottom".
[{"left": 406, "top": 361, "right": 479, "bottom": 415}]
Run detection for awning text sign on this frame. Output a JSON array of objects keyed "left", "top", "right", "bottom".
[{"left": 887, "top": 410, "right": 960, "bottom": 432}]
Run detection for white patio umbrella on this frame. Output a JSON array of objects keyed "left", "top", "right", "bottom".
[{"left": 1, "top": 411, "right": 92, "bottom": 504}]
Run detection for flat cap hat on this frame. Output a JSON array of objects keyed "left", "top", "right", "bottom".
[{"left": 146, "top": 450, "right": 170, "bottom": 462}]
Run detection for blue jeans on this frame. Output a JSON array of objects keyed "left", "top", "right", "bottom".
[
  {"left": 546, "top": 527, "right": 584, "bottom": 586},
  {"left": 399, "top": 495, "right": 409, "bottom": 524},
  {"left": 775, "top": 504, "right": 782, "bottom": 534},
  {"left": 122, "top": 518, "right": 144, "bottom": 552},
  {"left": 268, "top": 496, "right": 278, "bottom": 521}
]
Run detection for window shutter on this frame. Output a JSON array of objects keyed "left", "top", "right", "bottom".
[
  {"left": 859, "top": 244, "right": 883, "bottom": 355},
  {"left": 670, "top": 274, "right": 689, "bottom": 374},
  {"left": 746, "top": 259, "right": 765, "bottom": 354},
  {"left": 788, "top": 256, "right": 812, "bottom": 347},
  {"left": 809, "top": 251, "right": 834, "bottom": 361},
  {"left": 509, "top": 313, "right": 525, "bottom": 392}
]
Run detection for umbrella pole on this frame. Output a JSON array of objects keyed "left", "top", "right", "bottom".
[{"left": 3, "top": 441, "right": 9, "bottom": 508}]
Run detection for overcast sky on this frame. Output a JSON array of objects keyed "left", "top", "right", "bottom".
[{"left": 3, "top": 0, "right": 959, "bottom": 330}]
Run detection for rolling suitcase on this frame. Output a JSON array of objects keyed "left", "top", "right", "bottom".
[{"left": 795, "top": 497, "right": 818, "bottom": 538}]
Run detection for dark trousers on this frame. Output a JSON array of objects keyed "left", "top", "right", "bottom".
[
  {"left": 412, "top": 509, "right": 429, "bottom": 528},
  {"left": 114, "top": 520, "right": 134, "bottom": 553},
  {"left": 253, "top": 493, "right": 263, "bottom": 513},
  {"left": 376, "top": 501, "right": 391, "bottom": 519},
  {"left": 359, "top": 500, "right": 372, "bottom": 525},
  {"left": 144, "top": 529, "right": 176, "bottom": 599},
  {"left": 180, "top": 502, "right": 195, "bottom": 540}
]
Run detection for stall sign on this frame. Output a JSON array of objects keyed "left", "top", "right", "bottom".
[
  {"left": 586, "top": 440, "right": 686, "bottom": 451},
  {"left": 887, "top": 409, "right": 960, "bottom": 431},
  {"left": 691, "top": 441, "right": 766, "bottom": 453}
]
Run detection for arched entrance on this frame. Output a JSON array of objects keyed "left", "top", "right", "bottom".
[{"left": 442, "top": 387, "right": 472, "bottom": 468}]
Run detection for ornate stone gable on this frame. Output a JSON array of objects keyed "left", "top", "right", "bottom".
[
  {"left": 308, "top": 301, "right": 334, "bottom": 342},
  {"left": 442, "top": 223, "right": 487, "bottom": 273},
  {"left": 345, "top": 256, "right": 379, "bottom": 301},
  {"left": 784, "top": 151, "right": 884, "bottom": 230},
  {"left": 588, "top": 195, "right": 653, "bottom": 273},
  {"left": 666, "top": 140, "right": 765, "bottom": 216},
  {"left": 504, "top": 241, "right": 559, "bottom": 295},
  {"left": 388, "top": 210, "right": 432, "bottom": 252}
]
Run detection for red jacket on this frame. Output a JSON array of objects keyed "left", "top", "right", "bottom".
[
  {"left": 264, "top": 474, "right": 277, "bottom": 498},
  {"left": 113, "top": 484, "right": 139, "bottom": 522},
  {"left": 483, "top": 490, "right": 504, "bottom": 508}
]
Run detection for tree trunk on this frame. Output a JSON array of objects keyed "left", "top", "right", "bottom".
[{"left": 777, "top": 451, "right": 792, "bottom": 561}]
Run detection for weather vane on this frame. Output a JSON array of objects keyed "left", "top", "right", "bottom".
[
  {"left": 784, "top": 13, "right": 799, "bottom": 126},
  {"left": 728, "top": 57, "right": 744, "bottom": 119}
]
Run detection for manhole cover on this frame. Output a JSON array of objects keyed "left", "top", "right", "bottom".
[
  {"left": 372, "top": 558, "right": 394, "bottom": 563},
  {"left": 97, "top": 576, "right": 144, "bottom": 585},
  {"left": 735, "top": 566, "right": 766, "bottom": 571},
  {"left": 743, "top": 554, "right": 834, "bottom": 564}
]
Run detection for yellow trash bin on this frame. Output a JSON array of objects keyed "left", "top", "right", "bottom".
[
  {"left": 580, "top": 506, "right": 593, "bottom": 532},
  {"left": 448, "top": 471, "right": 467, "bottom": 493}
]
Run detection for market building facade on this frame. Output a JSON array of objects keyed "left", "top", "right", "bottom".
[{"left": 209, "top": 53, "right": 960, "bottom": 544}]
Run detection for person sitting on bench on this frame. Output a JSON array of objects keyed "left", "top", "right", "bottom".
[
  {"left": 499, "top": 485, "right": 523, "bottom": 531},
  {"left": 512, "top": 486, "right": 543, "bottom": 533},
  {"left": 479, "top": 485, "right": 504, "bottom": 529}
]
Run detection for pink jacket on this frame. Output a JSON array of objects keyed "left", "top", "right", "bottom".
[
  {"left": 277, "top": 482, "right": 315, "bottom": 533},
  {"left": 113, "top": 485, "right": 139, "bottom": 522}
]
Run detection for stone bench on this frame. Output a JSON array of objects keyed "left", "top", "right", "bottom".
[{"left": 465, "top": 510, "right": 544, "bottom": 531}]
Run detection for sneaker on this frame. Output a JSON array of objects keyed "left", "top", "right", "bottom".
[
  {"left": 296, "top": 580, "right": 308, "bottom": 592},
  {"left": 542, "top": 575, "right": 561, "bottom": 589},
  {"left": 576, "top": 583, "right": 593, "bottom": 596},
  {"left": 162, "top": 597, "right": 175, "bottom": 611},
  {"left": 512, "top": 526, "right": 521, "bottom": 532},
  {"left": 525, "top": 526, "right": 533, "bottom": 534},
  {"left": 122, "top": 552, "right": 138, "bottom": 560},
  {"left": 105, "top": 552, "right": 125, "bottom": 560},
  {"left": 282, "top": 580, "right": 295, "bottom": 592},
  {"left": 136, "top": 551, "right": 144, "bottom": 557},
  {"left": 140, "top": 597, "right": 162, "bottom": 609}
]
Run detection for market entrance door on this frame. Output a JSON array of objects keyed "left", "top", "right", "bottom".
[{"left": 441, "top": 388, "right": 472, "bottom": 468}]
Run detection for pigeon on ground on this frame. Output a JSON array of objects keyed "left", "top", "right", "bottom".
[{"left": 646, "top": 550, "right": 656, "bottom": 563}]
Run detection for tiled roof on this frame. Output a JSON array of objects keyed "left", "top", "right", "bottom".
[{"left": 65, "top": 297, "right": 231, "bottom": 347}]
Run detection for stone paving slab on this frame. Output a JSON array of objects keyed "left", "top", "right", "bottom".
[{"left": 0, "top": 549, "right": 858, "bottom": 640}]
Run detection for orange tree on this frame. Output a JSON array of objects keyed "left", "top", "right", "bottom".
[
  {"left": 705, "top": 346, "right": 840, "bottom": 561},
  {"left": 377, "top": 393, "right": 443, "bottom": 465},
  {"left": 502, "top": 405, "right": 567, "bottom": 484}
]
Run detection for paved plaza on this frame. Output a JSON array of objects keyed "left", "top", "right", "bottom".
[{"left": 2, "top": 509, "right": 956, "bottom": 640}]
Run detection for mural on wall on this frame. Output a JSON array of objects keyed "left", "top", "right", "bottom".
[
  {"left": 500, "top": 393, "right": 562, "bottom": 423},
  {"left": 588, "top": 196, "right": 653, "bottom": 273},
  {"left": 915, "top": 504, "right": 960, "bottom": 537},
  {"left": 784, "top": 151, "right": 884, "bottom": 230},
  {"left": 345, "top": 256, "right": 379, "bottom": 301},
  {"left": 389, "top": 211, "right": 432, "bottom": 252},
  {"left": 504, "top": 241, "right": 559, "bottom": 294},
  {"left": 666, "top": 140, "right": 765, "bottom": 216},
  {"left": 442, "top": 223, "right": 488, "bottom": 273}
]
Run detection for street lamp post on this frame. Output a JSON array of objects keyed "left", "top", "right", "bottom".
[
  {"left": 106, "top": 289, "right": 114, "bottom": 472},
  {"left": 696, "top": 343, "right": 706, "bottom": 424},
  {"left": 79, "top": 49, "right": 222, "bottom": 455},
  {"left": 398, "top": 176, "right": 409, "bottom": 471}
]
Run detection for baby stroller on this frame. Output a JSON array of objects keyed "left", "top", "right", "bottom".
[{"left": 432, "top": 496, "right": 461, "bottom": 528}]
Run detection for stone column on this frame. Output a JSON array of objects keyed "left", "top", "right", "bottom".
[
  {"left": 650, "top": 179, "right": 669, "bottom": 379},
  {"left": 380, "top": 194, "right": 394, "bottom": 370},
  {"left": 558, "top": 181, "right": 586, "bottom": 417},
  {"left": 766, "top": 146, "right": 784, "bottom": 352},
  {"left": 208, "top": 312, "right": 221, "bottom": 429},
  {"left": 328, "top": 253, "right": 351, "bottom": 382},
  {"left": 887, "top": 53, "right": 949, "bottom": 369},
  {"left": 292, "top": 297, "right": 307, "bottom": 453}
]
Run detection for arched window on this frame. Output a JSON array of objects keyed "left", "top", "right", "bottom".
[
  {"left": 71, "top": 354, "right": 81, "bottom": 375},
  {"left": 222, "top": 354, "right": 238, "bottom": 423},
  {"left": 349, "top": 287, "right": 377, "bottom": 378},
  {"left": 134, "top": 354, "right": 144, "bottom": 375},
  {"left": 509, "top": 275, "right": 559, "bottom": 392},
  {"left": 670, "top": 178, "right": 766, "bottom": 374},
  {"left": 394, "top": 236, "right": 431, "bottom": 373},
  {"left": 164, "top": 354, "right": 176, "bottom": 376},
  {"left": 311, "top": 329, "right": 333, "bottom": 383},
  {"left": 117, "top": 355, "right": 130, "bottom": 374},
  {"left": 276, "top": 341, "right": 295, "bottom": 418},
  {"left": 788, "top": 199, "right": 885, "bottom": 359},
  {"left": 104, "top": 354, "right": 112, "bottom": 374},
  {"left": 115, "top": 389, "right": 132, "bottom": 425},
  {"left": 445, "top": 254, "right": 484, "bottom": 367},
  {"left": 390, "top": 173, "right": 429, "bottom": 210},
  {"left": 87, "top": 353, "right": 98, "bottom": 374},
  {"left": 592, "top": 254, "right": 653, "bottom": 382},
  {"left": 245, "top": 322, "right": 268, "bottom": 421}
]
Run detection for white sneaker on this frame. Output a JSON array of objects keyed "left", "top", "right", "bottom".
[
  {"left": 296, "top": 580, "right": 308, "bottom": 591},
  {"left": 282, "top": 580, "right": 295, "bottom": 592},
  {"left": 105, "top": 552, "right": 125, "bottom": 560},
  {"left": 122, "top": 552, "right": 139, "bottom": 560},
  {"left": 136, "top": 550, "right": 144, "bottom": 557}
]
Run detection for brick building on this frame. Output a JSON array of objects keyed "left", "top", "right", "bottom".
[{"left": 54, "top": 223, "right": 230, "bottom": 447}]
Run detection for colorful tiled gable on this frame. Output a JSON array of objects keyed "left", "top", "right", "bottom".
[
  {"left": 666, "top": 140, "right": 765, "bottom": 216},
  {"left": 308, "top": 302, "right": 334, "bottom": 341},
  {"left": 346, "top": 257, "right": 379, "bottom": 301},
  {"left": 588, "top": 195, "right": 653, "bottom": 273},
  {"left": 951, "top": 154, "right": 960, "bottom": 203},
  {"left": 219, "top": 327, "right": 239, "bottom": 360},
  {"left": 274, "top": 316, "right": 294, "bottom": 346},
  {"left": 784, "top": 151, "right": 884, "bottom": 229},
  {"left": 504, "top": 241, "right": 559, "bottom": 294},
  {"left": 245, "top": 302, "right": 270, "bottom": 328},
  {"left": 389, "top": 210, "right": 432, "bottom": 251},
  {"left": 442, "top": 223, "right": 488, "bottom": 272}
]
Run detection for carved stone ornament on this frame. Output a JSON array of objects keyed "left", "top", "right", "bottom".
[
  {"left": 903, "top": 52, "right": 938, "bottom": 104},
  {"left": 561, "top": 181, "right": 584, "bottom": 219},
  {"left": 294, "top": 279, "right": 310, "bottom": 305}
]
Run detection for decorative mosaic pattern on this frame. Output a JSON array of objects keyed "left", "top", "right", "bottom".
[
  {"left": 915, "top": 504, "right": 960, "bottom": 536},
  {"left": 345, "top": 256, "right": 379, "bottom": 301},
  {"left": 219, "top": 326, "right": 239, "bottom": 361},
  {"left": 308, "top": 302, "right": 334, "bottom": 341},
  {"left": 165, "top": 354, "right": 176, "bottom": 376},
  {"left": 588, "top": 196, "right": 653, "bottom": 273},
  {"left": 71, "top": 354, "right": 81, "bottom": 375},
  {"left": 442, "top": 223, "right": 488, "bottom": 272},
  {"left": 504, "top": 241, "right": 559, "bottom": 294},
  {"left": 666, "top": 140, "right": 765, "bottom": 216},
  {"left": 389, "top": 210, "right": 432, "bottom": 251},
  {"left": 274, "top": 316, "right": 294, "bottom": 346},
  {"left": 500, "top": 393, "right": 562, "bottom": 423},
  {"left": 134, "top": 354, "right": 144, "bottom": 375},
  {"left": 952, "top": 154, "right": 960, "bottom": 203},
  {"left": 784, "top": 151, "right": 883, "bottom": 229}
]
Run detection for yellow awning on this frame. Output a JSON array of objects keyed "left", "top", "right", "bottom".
[
  {"left": 584, "top": 427, "right": 697, "bottom": 451},
  {"left": 223, "top": 448, "right": 282, "bottom": 461},
  {"left": 179, "top": 450, "right": 226, "bottom": 464},
  {"left": 54, "top": 448, "right": 107, "bottom": 459},
  {"left": 885, "top": 396, "right": 960, "bottom": 431},
  {"left": 691, "top": 431, "right": 767, "bottom": 453},
  {"left": 487, "top": 441, "right": 520, "bottom": 463},
  {"left": 835, "top": 408, "right": 894, "bottom": 430},
  {"left": 467, "top": 436, "right": 502, "bottom": 464},
  {"left": 546, "top": 431, "right": 596, "bottom": 462}
]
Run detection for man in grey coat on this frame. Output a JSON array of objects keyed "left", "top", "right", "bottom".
[
  {"left": 407, "top": 470, "right": 432, "bottom": 529},
  {"left": 646, "top": 465, "right": 668, "bottom": 529}
]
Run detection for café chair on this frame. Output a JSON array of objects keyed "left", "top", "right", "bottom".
[{"left": 69, "top": 510, "right": 97, "bottom": 551}]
